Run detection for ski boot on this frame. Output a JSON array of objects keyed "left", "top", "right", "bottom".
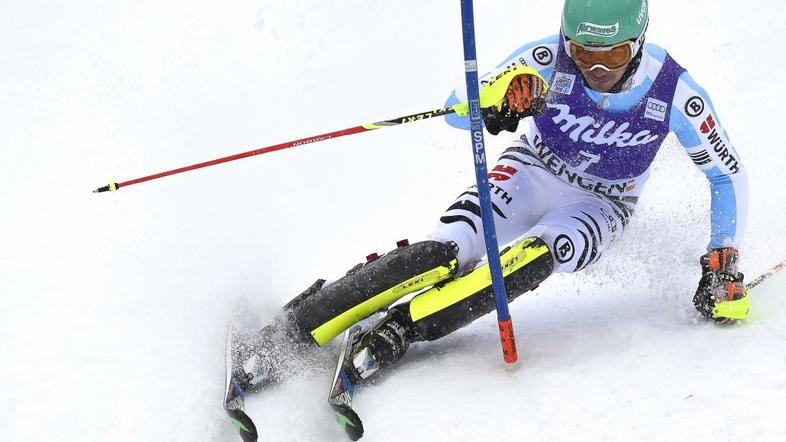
[
  {"left": 345, "top": 307, "right": 413, "bottom": 383},
  {"left": 231, "top": 278, "right": 340, "bottom": 391}
]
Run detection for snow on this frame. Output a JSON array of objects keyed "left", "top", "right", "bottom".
[{"left": 1, "top": 0, "right": 785, "bottom": 441}]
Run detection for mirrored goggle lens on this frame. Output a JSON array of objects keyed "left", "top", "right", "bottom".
[{"left": 569, "top": 41, "right": 633, "bottom": 71}]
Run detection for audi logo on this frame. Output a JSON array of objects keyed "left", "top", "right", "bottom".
[{"left": 647, "top": 102, "right": 667, "bottom": 112}]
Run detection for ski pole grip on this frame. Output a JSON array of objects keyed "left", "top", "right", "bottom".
[{"left": 497, "top": 317, "right": 518, "bottom": 364}]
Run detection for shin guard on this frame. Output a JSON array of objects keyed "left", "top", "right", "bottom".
[
  {"left": 284, "top": 241, "right": 459, "bottom": 346},
  {"left": 407, "top": 237, "right": 554, "bottom": 341}
]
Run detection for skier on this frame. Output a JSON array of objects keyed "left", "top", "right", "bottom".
[{"left": 236, "top": 0, "right": 749, "bottom": 391}]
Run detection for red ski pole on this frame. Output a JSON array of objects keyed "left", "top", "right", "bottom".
[
  {"left": 92, "top": 107, "right": 458, "bottom": 194},
  {"left": 93, "top": 65, "right": 540, "bottom": 195},
  {"left": 746, "top": 258, "right": 786, "bottom": 290}
]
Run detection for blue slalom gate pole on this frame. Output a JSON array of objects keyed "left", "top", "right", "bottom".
[{"left": 459, "top": 0, "right": 518, "bottom": 364}]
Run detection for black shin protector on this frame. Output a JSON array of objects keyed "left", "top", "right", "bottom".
[
  {"left": 282, "top": 241, "right": 459, "bottom": 347},
  {"left": 405, "top": 237, "right": 554, "bottom": 341}
]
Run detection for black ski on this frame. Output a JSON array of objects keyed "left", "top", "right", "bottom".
[
  {"left": 328, "top": 324, "right": 365, "bottom": 441},
  {"left": 223, "top": 298, "right": 261, "bottom": 442},
  {"left": 223, "top": 385, "right": 258, "bottom": 442}
]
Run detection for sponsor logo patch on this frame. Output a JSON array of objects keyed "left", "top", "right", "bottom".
[
  {"left": 700, "top": 114, "right": 716, "bottom": 134},
  {"left": 684, "top": 96, "right": 705, "bottom": 118},
  {"left": 329, "top": 390, "right": 351, "bottom": 406},
  {"left": 554, "top": 234, "right": 575, "bottom": 264},
  {"left": 488, "top": 165, "right": 518, "bottom": 181},
  {"left": 225, "top": 395, "right": 243, "bottom": 411},
  {"left": 644, "top": 97, "right": 668, "bottom": 122},
  {"left": 520, "top": 136, "right": 639, "bottom": 197},
  {"left": 533, "top": 46, "right": 554, "bottom": 66},
  {"left": 548, "top": 103, "right": 659, "bottom": 148},
  {"left": 695, "top": 113, "right": 739, "bottom": 172},
  {"left": 703, "top": 125, "right": 740, "bottom": 174},
  {"left": 489, "top": 183, "right": 513, "bottom": 205},
  {"left": 576, "top": 22, "right": 619, "bottom": 38},
  {"left": 599, "top": 207, "right": 619, "bottom": 241},
  {"left": 551, "top": 72, "right": 576, "bottom": 95},
  {"left": 637, "top": 0, "right": 648, "bottom": 25}
]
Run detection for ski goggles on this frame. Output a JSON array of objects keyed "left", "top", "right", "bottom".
[{"left": 566, "top": 40, "right": 634, "bottom": 71}]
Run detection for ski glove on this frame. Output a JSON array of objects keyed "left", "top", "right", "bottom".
[
  {"left": 693, "top": 247, "right": 750, "bottom": 322},
  {"left": 480, "top": 74, "right": 547, "bottom": 135}
]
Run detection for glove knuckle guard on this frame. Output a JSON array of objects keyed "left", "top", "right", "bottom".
[
  {"left": 694, "top": 247, "right": 749, "bottom": 321},
  {"left": 482, "top": 74, "right": 546, "bottom": 135}
]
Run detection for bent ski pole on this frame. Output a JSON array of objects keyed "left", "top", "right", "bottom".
[
  {"left": 92, "top": 107, "right": 456, "bottom": 194},
  {"left": 746, "top": 258, "right": 786, "bottom": 290},
  {"left": 459, "top": 0, "right": 518, "bottom": 365}
]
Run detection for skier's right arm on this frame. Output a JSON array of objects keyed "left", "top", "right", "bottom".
[{"left": 444, "top": 35, "right": 559, "bottom": 130}]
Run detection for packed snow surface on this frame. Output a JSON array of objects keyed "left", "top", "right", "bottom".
[{"left": 2, "top": 1, "right": 784, "bottom": 441}]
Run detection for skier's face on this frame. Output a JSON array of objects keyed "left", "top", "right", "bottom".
[{"left": 579, "top": 64, "right": 629, "bottom": 93}]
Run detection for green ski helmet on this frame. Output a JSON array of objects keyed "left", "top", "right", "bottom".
[{"left": 562, "top": 0, "right": 649, "bottom": 48}]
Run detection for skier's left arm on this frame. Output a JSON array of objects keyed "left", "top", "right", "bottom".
[
  {"left": 671, "top": 72, "right": 751, "bottom": 321},
  {"left": 670, "top": 71, "right": 749, "bottom": 250}
]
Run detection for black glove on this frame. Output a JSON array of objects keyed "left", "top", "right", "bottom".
[
  {"left": 481, "top": 74, "right": 546, "bottom": 135},
  {"left": 693, "top": 247, "right": 749, "bottom": 321}
]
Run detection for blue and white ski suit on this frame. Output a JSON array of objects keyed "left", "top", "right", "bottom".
[{"left": 430, "top": 35, "right": 748, "bottom": 273}]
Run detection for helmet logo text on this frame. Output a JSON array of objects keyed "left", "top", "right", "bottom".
[
  {"left": 576, "top": 22, "right": 619, "bottom": 38},
  {"left": 637, "top": 1, "right": 648, "bottom": 25}
]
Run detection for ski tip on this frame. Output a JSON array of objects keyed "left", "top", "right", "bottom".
[
  {"left": 225, "top": 408, "right": 259, "bottom": 442},
  {"left": 333, "top": 404, "right": 364, "bottom": 441}
]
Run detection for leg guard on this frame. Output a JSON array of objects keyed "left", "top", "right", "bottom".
[
  {"left": 406, "top": 237, "right": 554, "bottom": 341},
  {"left": 283, "top": 240, "right": 459, "bottom": 347}
]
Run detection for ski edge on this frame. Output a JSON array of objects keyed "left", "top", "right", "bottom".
[
  {"left": 223, "top": 299, "right": 260, "bottom": 442},
  {"left": 328, "top": 325, "right": 365, "bottom": 441}
]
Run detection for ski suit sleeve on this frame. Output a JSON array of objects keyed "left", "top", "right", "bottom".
[
  {"left": 670, "top": 71, "right": 748, "bottom": 250},
  {"left": 444, "top": 35, "right": 560, "bottom": 130}
]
